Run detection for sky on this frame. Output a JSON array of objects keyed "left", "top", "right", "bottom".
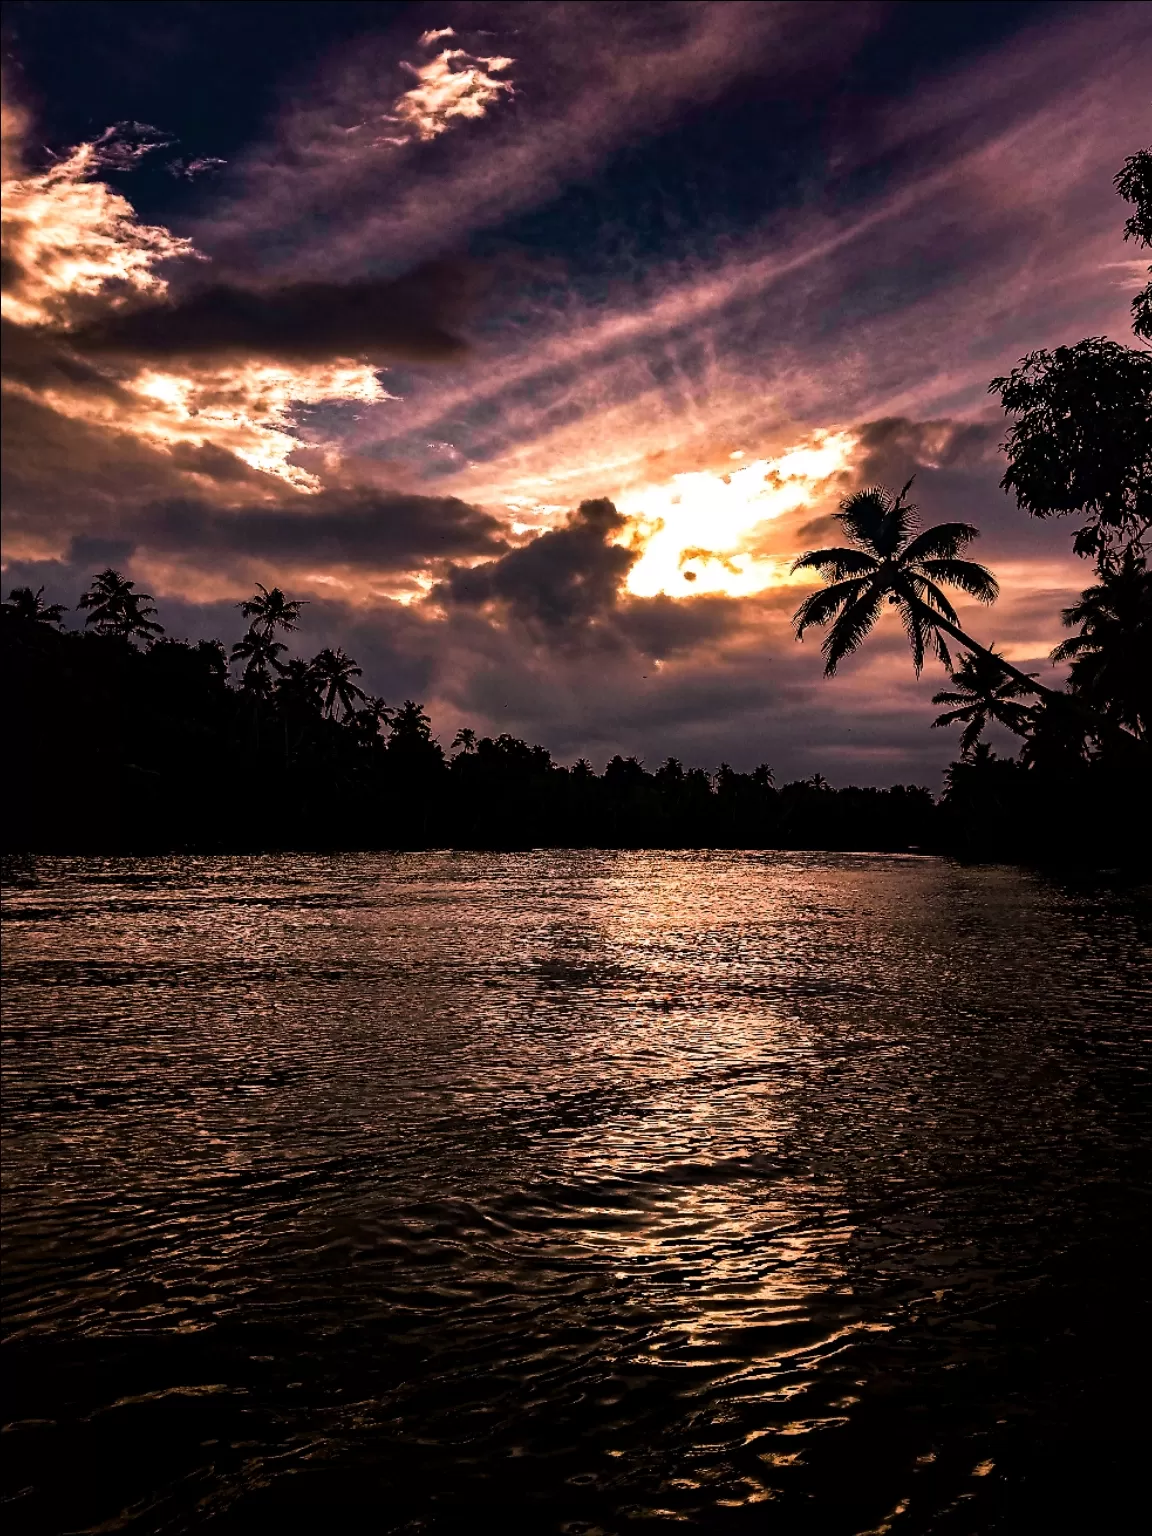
[{"left": 2, "top": 0, "right": 1147, "bottom": 783}]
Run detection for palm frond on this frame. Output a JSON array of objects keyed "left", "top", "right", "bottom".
[
  {"left": 790, "top": 547, "right": 879, "bottom": 578},
  {"left": 1050, "top": 634, "right": 1091, "bottom": 662},
  {"left": 897, "top": 597, "right": 928, "bottom": 675},
  {"left": 898, "top": 595, "right": 953, "bottom": 674},
  {"left": 910, "top": 575, "right": 960, "bottom": 625},
  {"left": 837, "top": 486, "right": 918, "bottom": 558},
  {"left": 901, "top": 522, "right": 979, "bottom": 562},
  {"left": 917, "top": 558, "right": 999, "bottom": 603},
  {"left": 932, "top": 704, "right": 977, "bottom": 727},
  {"left": 959, "top": 714, "right": 988, "bottom": 754},
  {"left": 821, "top": 585, "right": 884, "bottom": 673},
  {"left": 792, "top": 576, "right": 871, "bottom": 636}
]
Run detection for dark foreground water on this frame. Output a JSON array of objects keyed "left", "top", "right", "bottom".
[{"left": 2, "top": 853, "right": 1149, "bottom": 1535}]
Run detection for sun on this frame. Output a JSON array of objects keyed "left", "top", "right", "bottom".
[{"left": 618, "top": 431, "right": 855, "bottom": 598}]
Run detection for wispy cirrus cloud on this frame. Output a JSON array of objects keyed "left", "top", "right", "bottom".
[{"left": 195, "top": 2, "right": 877, "bottom": 279}]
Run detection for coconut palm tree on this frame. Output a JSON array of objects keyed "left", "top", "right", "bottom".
[
  {"left": 452, "top": 727, "right": 478, "bottom": 754},
  {"left": 77, "top": 569, "right": 164, "bottom": 645},
  {"left": 310, "top": 647, "right": 367, "bottom": 720},
  {"left": 931, "top": 650, "right": 1037, "bottom": 754},
  {"left": 240, "top": 584, "right": 305, "bottom": 638},
  {"left": 1051, "top": 550, "right": 1151, "bottom": 738},
  {"left": 791, "top": 482, "right": 1054, "bottom": 696},
  {"left": 3, "top": 586, "right": 68, "bottom": 626},
  {"left": 273, "top": 657, "right": 323, "bottom": 760},
  {"left": 231, "top": 626, "right": 287, "bottom": 696}
]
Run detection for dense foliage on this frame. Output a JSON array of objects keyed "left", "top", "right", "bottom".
[
  {"left": 4, "top": 559, "right": 1147, "bottom": 865},
  {"left": 3, "top": 580, "right": 940, "bottom": 854},
  {"left": 990, "top": 150, "right": 1152, "bottom": 568}
]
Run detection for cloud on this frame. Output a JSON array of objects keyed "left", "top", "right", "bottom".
[
  {"left": 196, "top": 3, "right": 873, "bottom": 280},
  {"left": 1, "top": 106, "right": 472, "bottom": 499},
  {"left": 439, "top": 496, "right": 636, "bottom": 631},
  {"left": 338, "top": 0, "right": 1146, "bottom": 534},
  {"left": 130, "top": 487, "right": 508, "bottom": 574},
  {"left": 71, "top": 261, "right": 471, "bottom": 365},
  {"left": 1, "top": 135, "right": 198, "bottom": 328},
  {"left": 1, "top": 4, "right": 1141, "bottom": 783},
  {"left": 383, "top": 41, "right": 513, "bottom": 144},
  {"left": 853, "top": 417, "right": 1001, "bottom": 483}
]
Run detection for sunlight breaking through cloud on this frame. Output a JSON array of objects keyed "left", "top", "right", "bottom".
[
  {"left": 1, "top": 116, "right": 398, "bottom": 488},
  {"left": 620, "top": 433, "right": 856, "bottom": 598},
  {"left": 1, "top": 137, "right": 197, "bottom": 327}
]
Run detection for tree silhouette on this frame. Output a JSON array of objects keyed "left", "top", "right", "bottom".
[
  {"left": 4, "top": 587, "right": 67, "bottom": 627},
  {"left": 452, "top": 727, "right": 478, "bottom": 754},
  {"left": 231, "top": 627, "right": 287, "bottom": 697},
  {"left": 931, "top": 650, "right": 1036, "bottom": 755},
  {"left": 791, "top": 481, "right": 1049, "bottom": 693},
  {"left": 310, "top": 647, "right": 367, "bottom": 720},
  {"left": 240, "top": 584, "right": 306, "bottom": 638},
  {"left": 991, "top": 340, "right": 1152, "bottom": 568},
  {"left": 991, "top": 148, "right": 1152, "bottom": 568},
  {"left": 1051, "top": 551, "right": 1152, "bottom": 738},
  {"left": 1116, "top": 148, "right": 1151, "bottom": 339},
  {"left": 77, "top": 569, "right": 164, "bottom": 645}
]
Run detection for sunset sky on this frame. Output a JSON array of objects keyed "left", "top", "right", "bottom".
[{"left": 2, "top": 0, "right": 1146, "bottom": 781}]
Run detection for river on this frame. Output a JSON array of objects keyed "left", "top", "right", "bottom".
[{"left": 2, "top": 852, "right": 1148, "bottom": 1533}]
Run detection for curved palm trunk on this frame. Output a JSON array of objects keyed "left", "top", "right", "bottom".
[
  {"left": 930, "top": 612, "right": 1145, "bottom": 752},
  {"left": 928, "top": 614, "right": 1059, "bottom": 700}
]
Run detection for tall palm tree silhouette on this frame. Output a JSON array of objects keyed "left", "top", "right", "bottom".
[
  {"left": 274, "top": 657, "right": 322, "bottom": 760},
  {"left": 4, "top": 587, "right": 68, "bottom": 626},
  {"left": 931, "top": 650, "right": 1037, "bottom": 755},
  {"left": 240, "top": 585, "right": 305, "bottom": 638},
  {"left": 310, "top": 648, "right": 367, "bottom": 720},
  {"left": 452, "top": 727, "right": 478, "bottom": 754},
  {"left": 1051, "top": 551, "right": 1151, "bottom": 738},
  {"left": 231, "top": 627, "right": 288, "bottom": 695},
  {"left": 791, "top": 482, "right": 1054, "bottom": 695},
  {"left": 77, "top": 569, "right": 164, "bottom": 645}
]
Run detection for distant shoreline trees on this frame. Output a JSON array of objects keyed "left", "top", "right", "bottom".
[{"left": 1, "top": 558, "right": 1146, "bottom": 864}]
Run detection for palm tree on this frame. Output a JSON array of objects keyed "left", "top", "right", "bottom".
[
  {"left": 452, "top": 727, "right": 478, "bottom": 754},
  {"left": 275, "top": 657, "right": 322, "bottom": 707},
  {"left": 931, "top": 650, "right": 1037, "bottom": 754},
  {"left": 346, "top": 696, "right": 392, "bottom": 749},
  {"left": 240, "top": 584, "right": 305, "bottom": 638},
  {"left": 310, "top": 647, "right": 367, "bottom": 720},
  {"left": 791, "top": 481, "right": 1054, "bottom": 697},
  {"left": 77, "top": 569, "right": 164, "bottom": 645},
  {"left": 1051, "top": 550, "right": 1151, "bottom": 738},
  {"left": 231, "top": 626, "right": 288, "bottom": 696},
  {"left": 3, "top": 586, "right": 67, "bottom": 626}
]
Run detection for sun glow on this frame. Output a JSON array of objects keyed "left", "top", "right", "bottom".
[{"left": 620, "top": 432, "right": 855, "bottom": 597}]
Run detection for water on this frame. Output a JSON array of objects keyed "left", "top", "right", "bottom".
[{"left": 2, "top": 852, "right": 1149, "bottom": 1535}]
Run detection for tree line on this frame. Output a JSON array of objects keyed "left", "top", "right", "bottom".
[{"left": 3, "top": 152, "right": 1149, "bottom": 864}]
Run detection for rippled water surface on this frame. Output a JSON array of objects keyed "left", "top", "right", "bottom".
[{"left": 3, "top": 852, "right": 1149, "bottom": 1534}]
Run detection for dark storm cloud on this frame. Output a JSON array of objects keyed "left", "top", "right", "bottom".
[
  {"left": 126, "top": 488, "right": 509, "bottom": 570},
  {"left": 439, "top": 498, "right": 637, "bottom": 630},
  {"left": 854, "top": 416, "right": 1001, "bottom": 484},
  {"left": 70, "top": 261, "right": 472, "bottom": 365}
]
